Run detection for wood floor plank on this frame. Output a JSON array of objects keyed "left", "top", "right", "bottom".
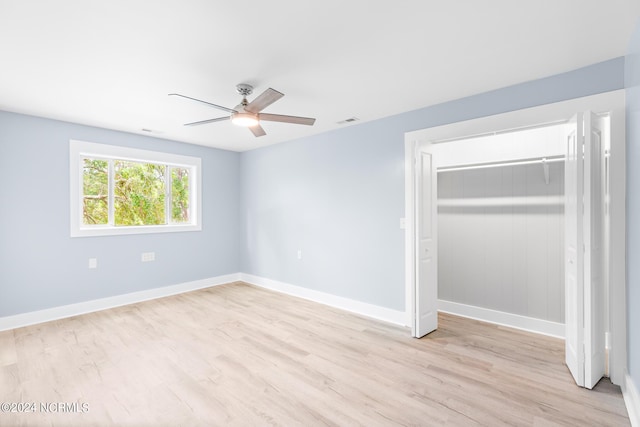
[{"left": 0, "top": 282, "right": 630, "bottom": 426}]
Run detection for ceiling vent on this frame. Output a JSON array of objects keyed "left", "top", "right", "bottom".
[
  {"left": 141, "top": 128, "right": 163, "bottom": 134},
  {"left": 337, "top": 117, "right": 359, "bottom": 125}
]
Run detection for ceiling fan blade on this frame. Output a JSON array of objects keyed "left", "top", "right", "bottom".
[
  {"left": 169, "top": 93, "right": 236, "bottom": 113},
  {"left": 259, "top": 113, "right": 316, "bottom": 126},
  {"left": 244, "top": 88, "right": 284, "bottom": 113},
  {"left": 184, "top": 116, "right": 230, "bottom": 126},
  {"left": 249, "top": 124, "right": 267, "bottom": 137}
]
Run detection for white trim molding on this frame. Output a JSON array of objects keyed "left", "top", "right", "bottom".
[
  {"left": 438, "top": 299, "right": 565, "bottom": 339},
  {"left": 623, "top": 371, "right": 640, "bottom": 427},
  {"left": 240, "top": 273, "right": 407, "bottom": 327},
  {"left": 0, "top": 273, "right": 240, "bottom": 332}
]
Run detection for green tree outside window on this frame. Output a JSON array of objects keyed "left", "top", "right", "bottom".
[{"left": 82, "top": 158, "right": 190, "bottom": 226}]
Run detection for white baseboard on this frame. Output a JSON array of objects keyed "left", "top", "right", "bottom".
[
  {"left": 623, "top": 371, "right": 640, "bottom": 427},
  {"left": 0, "top": 273, "right": 405, "bottom": 332},
  {"left": 3, "top": 274, "right": 565, "bottom": 339},
  {"left": 239, "top": 273, "right": 407, "bottom": 326},
  {"left": 0, "top": 273, "right": 240, "bottom": 332},
  {"left": 438, "top": 299, "right": 565, "bottom": 339}
]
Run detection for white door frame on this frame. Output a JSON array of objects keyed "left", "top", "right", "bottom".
[{"left": 403, "top": 89, "right": 627, "bottom": 385}]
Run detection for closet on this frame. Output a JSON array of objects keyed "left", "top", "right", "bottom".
[{"left": 404, "top": 91, "right": 624, "bottom": 390}]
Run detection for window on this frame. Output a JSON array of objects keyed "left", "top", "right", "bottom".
[{"left": 70, "top": 140, "right": 201, "bottom": 237}]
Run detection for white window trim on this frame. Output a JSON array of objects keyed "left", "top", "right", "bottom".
[{"left": 70, "top": 140, "right": 202, "bottom": 237}]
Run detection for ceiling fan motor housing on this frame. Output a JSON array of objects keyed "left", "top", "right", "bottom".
[{"left": 236, "top": 83, "right": 253, "bottom": 97}]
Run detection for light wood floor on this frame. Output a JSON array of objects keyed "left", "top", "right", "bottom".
[{"left": 0, "top": 282, "right": 630, "bottom": 426}]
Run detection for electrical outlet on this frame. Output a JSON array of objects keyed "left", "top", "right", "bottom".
[
  {"left": 88, "top": 258, "right": 97, "bottom": 269},
  {"left": 141, "top": 252, "right": 155, "bottom": 262},
  {"left": 297, "top": 250, "right": 302, "bottom": 260}
]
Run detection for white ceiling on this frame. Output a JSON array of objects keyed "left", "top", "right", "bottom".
[{"left": 1, "top": 1, "right": 638, "bottom": 152}]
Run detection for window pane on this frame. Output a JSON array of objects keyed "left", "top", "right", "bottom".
[
  {"left": 82, "top": 159, "right": 108, "bottom": 225},
  {"left": 171, "top": 167, "right": 190, "bottom": 223},
  {"left": 114, "top": 160, "right": 166, "bottom": 226}
]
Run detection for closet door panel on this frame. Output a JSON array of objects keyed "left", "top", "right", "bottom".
[
  {"left": 565, "top": 113, "right": 585, "bottom": 387},
  {"left": 584, "top": 111, "right": 605, "bottom": 389},
  {"left": 413, "top": 142, "right": 438, "bottom": 338}
]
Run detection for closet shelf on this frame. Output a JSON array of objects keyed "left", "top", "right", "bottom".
[
  {"left": 438, "top": 196, "right": 564, "bottom": 207},
  {"left": 437, "top": 155, "right": 564, "bottom": 173}
]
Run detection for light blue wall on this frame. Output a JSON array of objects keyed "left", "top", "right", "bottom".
[
  {"left": 240, "top": 124, "right": 406, "bottom": 308},
  {"left": 240, "top": 58, "right": 625, "bottom": 311},
  {"left": 0, "top": 111, "right": 241, "bottom": 317},
  {"left": 626, "top": 19, "right": 640, "bottom": 389}
]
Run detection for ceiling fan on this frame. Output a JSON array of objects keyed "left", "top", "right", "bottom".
[{"left": 169, "top": 84, "right": 316, "bottom": 137}]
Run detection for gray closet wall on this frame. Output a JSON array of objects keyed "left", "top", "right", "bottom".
[{"left": 438, "top": 162, "right": 565, "bottom": 323}]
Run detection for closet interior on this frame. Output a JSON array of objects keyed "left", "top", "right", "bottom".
[{"left": 434, "top": 124, "right": 568, "bottom": 330}]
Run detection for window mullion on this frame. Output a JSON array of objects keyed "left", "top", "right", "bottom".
[
  {"left": 108, "top": 160, "right": 115, "bottom": 225},
  {"left": 79, "top": 156, "right": 86, "bottom": 223},
  {"left": 165, "top": 165, "right": 171, "bottom": 225}
]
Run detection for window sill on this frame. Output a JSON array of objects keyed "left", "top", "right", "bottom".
[{"left": 70, "top": 223, "right": 201, "bottom": 238}]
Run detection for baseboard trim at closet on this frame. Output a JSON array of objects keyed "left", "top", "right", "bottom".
[
  {"left": 438, "top": 299, "right": 565, "bottom": 339},
  {"left": 623, "top": 371, "right": 640, "bottom": 427},
  {"left": 0, "top": 273, "right": 241, "bottom": 332},
  {"left": 239, "top": 273, "right": 406, "bottom": 327}
]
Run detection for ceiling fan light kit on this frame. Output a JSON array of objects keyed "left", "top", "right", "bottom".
[
  {"left": 231, "top": 112, "right": 259, "bottom": 127},
  {"left": 170, "top": 84, "right": 316, "bottom": 137}
]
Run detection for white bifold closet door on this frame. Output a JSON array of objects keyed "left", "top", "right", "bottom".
[
  {"left": 564, "top": 111, "right": 605, "bottom": 389},
  {"left": 413, "top": 142, "right": 438, "bottom": 338}
]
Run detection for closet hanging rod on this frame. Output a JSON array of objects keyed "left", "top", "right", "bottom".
[{"left": 437, "top": 155, "right": 565, "bottom": 173}]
